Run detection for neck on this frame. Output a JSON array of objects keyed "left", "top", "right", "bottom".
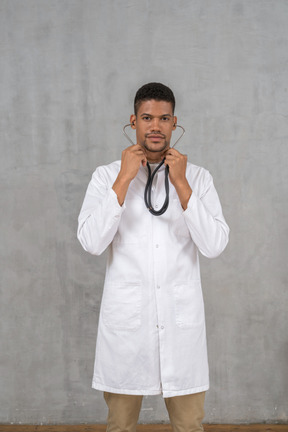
[
  {"left": 146, "top": 150, "right": 167, "bottom": 164},
  {"left": 147, "top": 157, "right": 163, "bottom": 164}
]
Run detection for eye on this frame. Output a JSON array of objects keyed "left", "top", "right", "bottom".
[
  {"left": 142, "top": 116, "right": 151, "bottom": 121},
  {"left": 161, "top": 117, "right": 170, "bottom": 121}
]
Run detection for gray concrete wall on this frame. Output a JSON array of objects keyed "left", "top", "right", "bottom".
[{"left": 0, "top": 0, "right": 287, "bottom": 425}]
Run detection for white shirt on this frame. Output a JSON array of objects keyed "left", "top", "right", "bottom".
[{"left": 77, "top": 160, "right": 229, "bottom": 397}]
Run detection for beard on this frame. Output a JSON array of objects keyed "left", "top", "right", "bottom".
[
  {"left": 141, "top": 133, "right": 170, "bottom": 153},
  {"left": 142, "top": 140, "right": 169, "bottom": 153}
]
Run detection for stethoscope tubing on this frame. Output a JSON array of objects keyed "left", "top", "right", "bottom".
[
  {"left": 144, "top": 159, "right": 170, "bottom": 216},
  {"left": 122, "top": 123, "right": 185, "bottom": 216}
]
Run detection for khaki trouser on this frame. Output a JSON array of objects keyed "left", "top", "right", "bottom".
[{"left": 104, "top": 391, "right": 205, "bottom": 432}]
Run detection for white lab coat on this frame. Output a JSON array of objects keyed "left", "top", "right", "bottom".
[{"left": 77, "top": 161, "right": 229, "bottom": 397}]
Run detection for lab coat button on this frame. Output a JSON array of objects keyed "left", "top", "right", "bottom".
[
  {"left": 157, "top": 285, "right": 160, "bottom": 289},
  {"left": 161, "top": 326, "right": 164, "bottom": 329},
  {"left": 156, "top": 244, "right": 159, "bottom": 248}
]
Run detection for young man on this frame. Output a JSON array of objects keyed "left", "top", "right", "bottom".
[{"left": 77, "top": 83, "right": 229, "bottom": 432}]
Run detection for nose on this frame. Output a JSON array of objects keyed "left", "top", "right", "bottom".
[{"left": 150, "top": 118, "right": 161, "bottom": 132}]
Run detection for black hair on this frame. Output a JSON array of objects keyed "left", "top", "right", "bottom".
[{"left": 134, "top": 82, "right": 175, "bottom": 115}]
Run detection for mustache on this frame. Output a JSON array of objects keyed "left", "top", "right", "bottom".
[{"left": 145, "top": 132, "right": 166, "bottom": 138}]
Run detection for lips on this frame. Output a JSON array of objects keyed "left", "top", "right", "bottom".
[{"left": 146, "top": 134, "right": 165, "bottom": 140}]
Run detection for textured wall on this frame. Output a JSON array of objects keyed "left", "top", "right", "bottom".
[{"left": 0, "top": 0, "right": 287, "bottom": 425}]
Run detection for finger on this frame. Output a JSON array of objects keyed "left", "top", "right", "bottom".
[
  {"left": 130, "top": 147, "right": 145, "bottom": 156},
  {"left": 134, "top": 149, "right": 147, "bottom": 164},
  {"left": 133, "top": 144, "right": 143, "bottom": 151},
  {"left": 165, "top": 155, "right": 179, "bottom": 163},
  {"left": 164, "top": 157, "right": 176, "bottom": 166},
  {"left": 161, "top": 148, "right": 172, "bottom": 158},
  {"left": 138, "top": 150, "right": 147, "bottom": 159},
  {"left": 127, "top": 144, "right": 143, "bottom": 155},
  {"left": 167, "top": 150, "right": 188, "bottom": 162},
  {"left": 165, "top": 147, "right": 181, "bottom": 156}
]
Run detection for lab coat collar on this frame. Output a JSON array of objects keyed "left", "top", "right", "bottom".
[{"left": 138, "top": 162, "right": 166, "bottom": 183}]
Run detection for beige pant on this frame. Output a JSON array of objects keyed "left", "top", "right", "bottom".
[{"left": 104, "top": 391, "right": 205, "bottom": 432}]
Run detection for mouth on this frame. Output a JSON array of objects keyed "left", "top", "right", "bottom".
[{"left": 146, "top": 134, "right": 165, "bottom": 142}]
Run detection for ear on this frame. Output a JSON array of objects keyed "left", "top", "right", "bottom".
[
  {"left": 173, "top": 116, "right": 177, "bottom": 130},
  {"left": 130, "top": 114, "right": 136, "bottom": 129}
]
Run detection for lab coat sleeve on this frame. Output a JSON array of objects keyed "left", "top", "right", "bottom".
[
  {"left": 77, "top": 166, "right": 125, "bottom": 255},
  {"left": 183, "top": 170, "right": 229, "bottom": 258}
]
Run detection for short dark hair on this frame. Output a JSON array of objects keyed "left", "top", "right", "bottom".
[{"left": 134, "top": 82, "right": 175, "bottom": 115}]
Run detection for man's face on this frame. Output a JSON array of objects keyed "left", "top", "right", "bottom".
[{"left": 130, "top": 99, "right": 177, "bottom": 160}]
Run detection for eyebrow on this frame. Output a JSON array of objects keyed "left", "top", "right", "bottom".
[{"left": 140, "top": 113, "right": 172, "bottom": 117}]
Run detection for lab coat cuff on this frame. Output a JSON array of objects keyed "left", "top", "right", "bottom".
[
  {"left": 184, "top": 191, "right": 198, "bottom": 214},
  {"left": 109, "top": 188, "right": 126, "bottom": 214}
]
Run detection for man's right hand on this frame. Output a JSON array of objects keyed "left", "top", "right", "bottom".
[
  {"left": 112, "top": 144, "right": 147, "bottom": 206},
  {"left": 118, "top": 144, "right": 147, "bottom": 181}
]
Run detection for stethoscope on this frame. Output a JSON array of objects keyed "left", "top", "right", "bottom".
[{"left": 123, "top": 123, "right": 185, "bottom": 216}]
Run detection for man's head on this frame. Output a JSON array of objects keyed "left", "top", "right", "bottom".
[
  {"left": 130, "top": 83, "right": 177, "bottom": 162},
  {"left": 134, "top": 82, "right": 175, "bottom": 116}
]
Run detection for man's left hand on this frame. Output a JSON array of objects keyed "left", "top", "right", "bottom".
[
  {"left": 163, "top": 148, "right": 187, "bottom": 187},
  {"left": 163, "top": 148, "right": 192, "bottom": 210}
]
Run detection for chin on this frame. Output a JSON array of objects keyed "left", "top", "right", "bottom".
[{"left": 144, "top": 141, "right": 169, "bottom": 153}]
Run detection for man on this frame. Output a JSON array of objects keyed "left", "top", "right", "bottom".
[{"left": 77, "top": 82, "right": 229, "bottom": 432}]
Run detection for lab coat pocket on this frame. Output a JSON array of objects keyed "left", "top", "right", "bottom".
[
  {"left": 102, "top": 281, "right": 142, "bottom": 331},
  {"left": 173, "top": 281, "right": 204, "bottom": 329}
]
